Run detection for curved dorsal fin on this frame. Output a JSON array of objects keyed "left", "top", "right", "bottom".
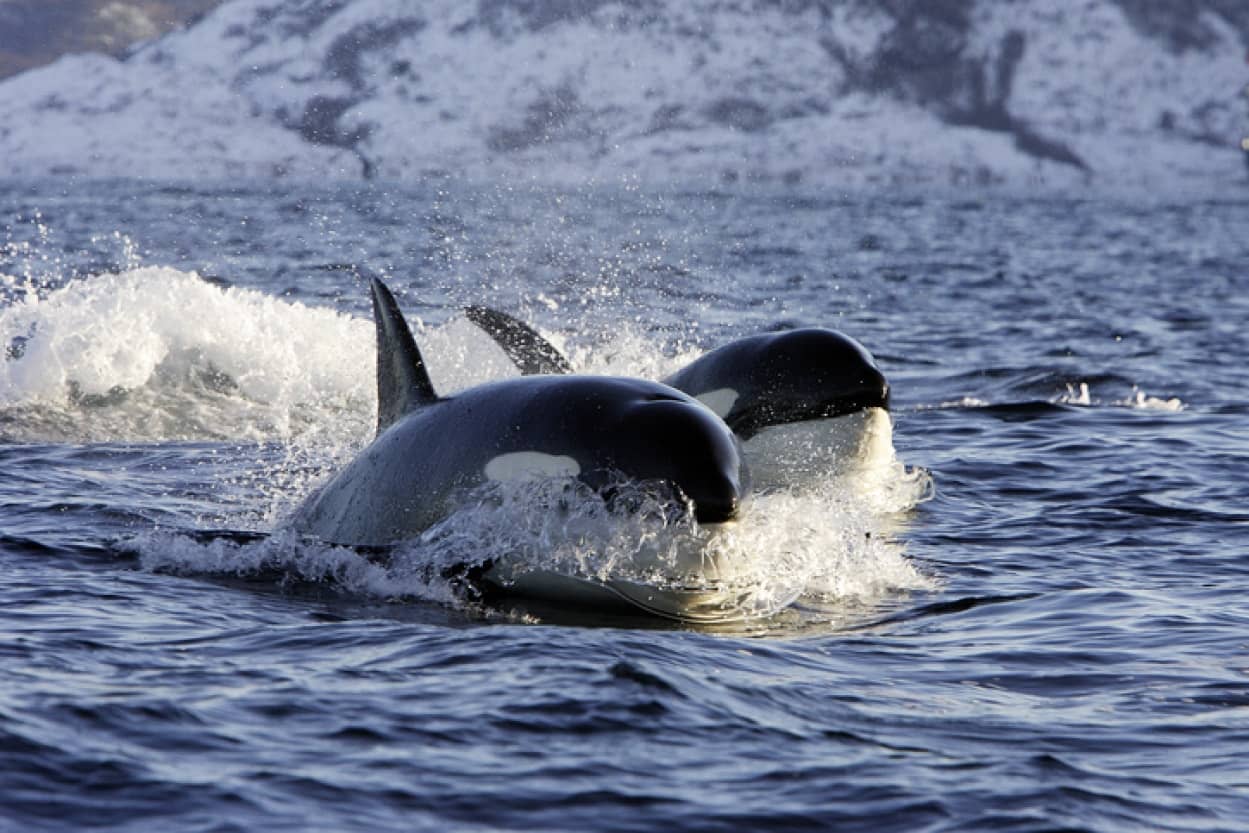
[
  {"left": 369, "top": 278, "right": 437, "bottom": 433},
  {"left": 463, "top": 305, "right": 573, "bottom": 375}
]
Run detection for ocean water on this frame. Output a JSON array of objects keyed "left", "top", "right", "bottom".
[{"left": 1, "top": 178, "right": 1247, "bottom": 832}]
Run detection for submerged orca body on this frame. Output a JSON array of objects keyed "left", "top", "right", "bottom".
[
  {"left": 463, "top": 307, "right": 892, "bottom": 486},
  {"left": 292, "top": 280, "right": 750, "bottom": 619}
]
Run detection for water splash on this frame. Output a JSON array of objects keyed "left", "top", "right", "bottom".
[
  {"left": 121, "top": 528, "right": 465, "bottom": 609},
  {"left": 0, "top": 268, "right": 375, "bottom": 442},
  {"left": 126, "top": 457, "right": 933, "bottom": 623},
  {"left": 1057, "top": 381, "right": 1093, "bottom": 406},
  {"left": 1117, "top": 387, "right": 1184, "bottom": 412},
  {"left": 1056, "top": 381, "right": 1184, "bottom": 411}
]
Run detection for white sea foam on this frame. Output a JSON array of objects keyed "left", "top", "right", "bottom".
[
  {"left": 0, "top": 268, "right": 374, "bottom": 441},
  {"left": 123, "top": 528, "right": 466, "bottom": 608},
  {"left": 1057, "top": 381, "right": 1093, "bottom": 406},
  {"left": 917, "top": 397, "right": 991, "bottom": 410},
  {"left": 0, "top": 269, "right": 532, "bottom": 440},
  {"left": 1054, "top": 381, "right": 1185, "bottom": 411},
  {"left": 1118, "top": 387, "right": 1185, "bottom": 412}
]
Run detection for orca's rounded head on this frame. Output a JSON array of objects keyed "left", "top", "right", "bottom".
[
  {"left": 600, "top": 392, "right": 747, "bottom": 524},
  {"left": 786, "top": 327, "right": 888, "bottom": 403},
  {"left": 729, "top": 328, "right": 889, "bottom": 437}
]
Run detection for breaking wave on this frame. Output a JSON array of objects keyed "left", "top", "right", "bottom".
[{"left": 1, "top": 268, "right": 374, "bottom": 442}]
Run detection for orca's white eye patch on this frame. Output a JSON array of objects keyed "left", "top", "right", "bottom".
[
  {"left": 695, "top": 388, "right": 739, "bottom": 418},
  {"left": 484, "top": 451, "right": 581, "bottom": 482}
]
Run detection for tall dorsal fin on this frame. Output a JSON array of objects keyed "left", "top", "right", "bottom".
[
  {"left": 463, "top": 305, "right": 573, "bottom": 375},
  {"left": 369, "top": 278, "right": 437, "bottom": 433}
]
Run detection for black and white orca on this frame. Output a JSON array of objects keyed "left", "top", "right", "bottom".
[
  {"left": 464, "top": 306, "right": 894, "bottom": 487},
  {"left": 291, "top": 279, "right": 751, "bottom": 619}
]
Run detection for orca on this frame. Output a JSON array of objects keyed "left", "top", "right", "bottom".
[
  {"left": 291, "top": 279, "right": 752, "bottom": 619},
  {"left": 463, "top": 307, "right": 892, "bottom": 487}
]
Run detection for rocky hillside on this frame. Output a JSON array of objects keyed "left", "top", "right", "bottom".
[{"left": 0, "top": 0, "right": 1245, "bottom": 191}]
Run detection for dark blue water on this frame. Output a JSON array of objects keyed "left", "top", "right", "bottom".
[{"left": 2, "top": 179, "right": 1247, "bottom": 832}]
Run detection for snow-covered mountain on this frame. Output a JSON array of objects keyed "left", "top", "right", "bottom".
[{"left": 1, "top": 0, "right": 1246, "bottom": 192}]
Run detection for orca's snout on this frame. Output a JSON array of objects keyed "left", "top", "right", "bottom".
[
  {"left": 822, "top": 346, "right": 889, "bottom": 415},
  {"left": 615, "top": 396, "right": 747, "bottom": 524},
  {"left": 691, "top": 482, "right": 741, "bottom": 524},
  {"left": 680, "top": 455, "right": 745, "bottom": 524},
  {"left": 864, "top": 368, "right": 890, "bottom": 412}
]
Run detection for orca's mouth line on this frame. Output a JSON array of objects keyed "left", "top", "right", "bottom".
[{"left": 728, "top": 398, "right": 889, "bottom": 440}]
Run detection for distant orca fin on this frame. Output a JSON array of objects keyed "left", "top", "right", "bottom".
[
  {"left": 369, "top": 278, "right": 437, "bottom": 433},
  {"left": 463, "top": 305, "right": 573, "bottom": 375}
]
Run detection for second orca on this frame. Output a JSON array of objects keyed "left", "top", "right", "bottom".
[{"left": 464, "top": 306, "right": 894, "bottom": 489}]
